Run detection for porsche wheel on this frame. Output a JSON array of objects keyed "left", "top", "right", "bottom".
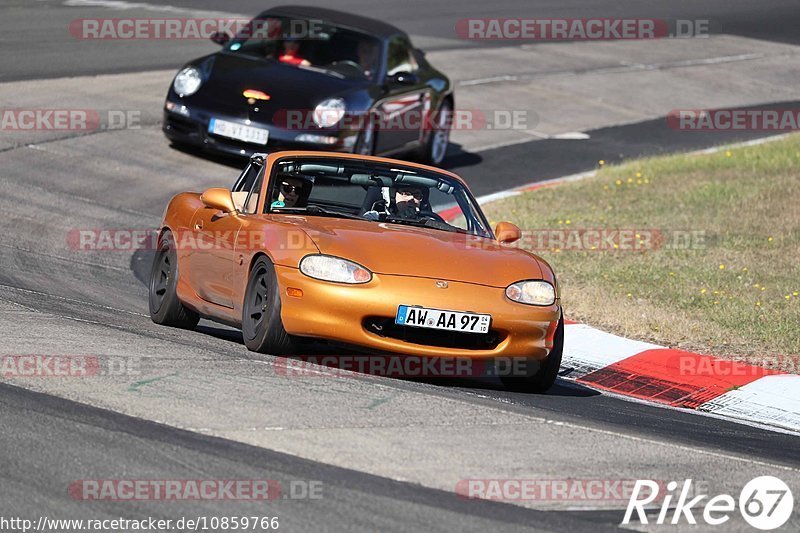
[
  {"left": 500, "top": 315, "right": 564, "bottom": 393},
  {"left": 242, "top": 256, "right": 295, "bottom": 354},
  {"left": 420, "top": 100, "right": 452, "bottom": 165},
  {"left": 149, "top": 231, "right": 199, "bottom": 329}
]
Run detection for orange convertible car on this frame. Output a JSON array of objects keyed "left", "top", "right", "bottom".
[{"left": 149, "top": 151, "right": 563, "bottom": 391}]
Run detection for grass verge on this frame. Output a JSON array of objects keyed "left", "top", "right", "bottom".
[{"left": 482, "top": 134, "right": 800, "bottom": 368}]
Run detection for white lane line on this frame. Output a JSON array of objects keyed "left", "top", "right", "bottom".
[
  {"left": 552, "top": 132, "right": 591, "bottom": 140},
  {"left": 459, "top": 53, "right": 770, "bottom": 87}
]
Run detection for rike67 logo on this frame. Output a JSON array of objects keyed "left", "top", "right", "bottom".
[{"left": 624, "top": 476, "right": 794, "bottom": 530}]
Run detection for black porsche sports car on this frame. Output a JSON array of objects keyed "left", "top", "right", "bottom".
[{"left": 163, "top": 6, "right": 454, "bottom": 165}]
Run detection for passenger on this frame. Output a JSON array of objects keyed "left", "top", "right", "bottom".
[{"left": 278, "top": 38, "right": 311, "bottom": 67}]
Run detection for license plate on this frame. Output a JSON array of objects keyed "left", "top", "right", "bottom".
[
  {"left": 209, "top": 118, "right": 269, "bottom": 145},
  {"left": 395, "top": 305, "right": 491, "bottom": 334}
]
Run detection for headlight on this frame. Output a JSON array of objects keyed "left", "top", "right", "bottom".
[
  {"left": 313, "top": 98, "right": 346, "bottom": 127},
  {"left": 505, "top": 280, "right": 556, "bottom": 306},
  {"left": 300, "top": 254, "right": 371, "bottom": 284},
  {"left": 173, "top": 67, "right": 203, "bottom": 97}
]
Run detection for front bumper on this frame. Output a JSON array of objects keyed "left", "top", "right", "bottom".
[
  {"left": 275, "top": 265, "right": 561, "bottom": 359},
  {"left": 162, "top": 103, "right": 358, "bottom": 158}
]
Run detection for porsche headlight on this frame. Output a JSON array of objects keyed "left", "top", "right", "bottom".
[
  {"left": 313, "top": 98, "right": 346, "bottom": 127},
  {"left": 300, "top": 254, "right": 371, "bottom": 284},
  {"left": 505, "top": 280, "right": 556, "bottom": 306},
  {"left": 173, "top": 66, "right": 203, "bottom": 97}
]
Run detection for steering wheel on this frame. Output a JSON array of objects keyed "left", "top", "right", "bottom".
[
  {"left": 418, "top": 211, "right": 446, "bottom": 224},
  {"left": 329, "top": 60, "right": 364, "bottom": 73}
]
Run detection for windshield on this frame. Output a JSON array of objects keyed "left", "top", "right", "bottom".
[
  {"left": 264, "top": 158, "right": 493, "bottom": 238},
  {"left": 224, "top": 16, "right": 382, "bottom": 80}
]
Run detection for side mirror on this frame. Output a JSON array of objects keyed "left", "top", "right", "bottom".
[
  {"left": 495, "top": 222, "right": 521, "bottom": 244},
  {"left": 387, "top": 71, "right": 419, "bottom": 86},
  {"left": 210, "top": 31, "right": 230, "bottom": 46},
  {"left": 201, "top": 188, "right": 237, "bottom": 214}
]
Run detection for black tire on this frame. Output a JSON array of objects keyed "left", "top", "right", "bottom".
[
  {"left": 500, "top": 314, "right": 564, "bottom": 393},
  {"left": 242, "top": 256, "right": 295, "bottom": 354},
  {"left": 419, "top": 100, "right": 452, "bottom": 165},
  {"left": 149, "top": 231, "right": 199, "bottom": 329}
]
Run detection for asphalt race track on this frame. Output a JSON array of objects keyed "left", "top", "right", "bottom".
[{"left": 1, "top": 1, "right": 799, "bottom": 532}]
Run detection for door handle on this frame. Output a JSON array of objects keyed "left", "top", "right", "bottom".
[{"left": 194, "top": 220, "right": 204, "bottom": 231}]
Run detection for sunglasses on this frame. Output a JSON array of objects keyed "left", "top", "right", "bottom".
[
  {"left": 280, "top": 183, "right": 301, "bottom": 193},
  {"left": 397, "top": 189, "right": 424, "bottom": 201}
]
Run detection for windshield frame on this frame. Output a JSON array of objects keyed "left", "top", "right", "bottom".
[
  {"left": 221, "top": 15, "right": 385, "bottom": 81},
  {"left": 263, "top": 156, "right": 494, "bottom": 239}
]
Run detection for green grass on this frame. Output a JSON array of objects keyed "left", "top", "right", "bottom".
[{"left": 482, "top": 135, "right": 800, "bottom": 364}]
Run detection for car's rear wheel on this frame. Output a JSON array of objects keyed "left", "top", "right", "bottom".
[
  {"left": 242, "top": 256, "right": 295, "bottom": 354},
  {"left": 500, "top": 314, "right": 564, "bottom": 393},
  {"left": 149, "top": 231, "right": 199, "bottom": 329},
  {"left": 419, "top": 100, "right": 452, "bottom": 165}
]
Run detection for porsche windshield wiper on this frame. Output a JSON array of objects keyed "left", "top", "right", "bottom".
[{"left": 273, "top": 206, "right": 365, "bottom": 221}]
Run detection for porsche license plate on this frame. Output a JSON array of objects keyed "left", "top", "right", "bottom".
[
  {"left": 395, "top": 305, "right": 491, "bottom": 334},
  {"left": 209, "top": 118, "right": 269, "bottom": 145}
]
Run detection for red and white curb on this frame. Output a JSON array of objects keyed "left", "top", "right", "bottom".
[
  {"left": 469, "top": 134, "right": 799, "bottom": 434},
  {"left": 559, "top": 322, "right": 800, "bottom": 433}
]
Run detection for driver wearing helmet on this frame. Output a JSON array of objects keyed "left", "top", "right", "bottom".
[
  {"left": 362, "top": 184, "right": 429, "bottom": 221},
  {"left": 393, "top": 185, "right": 425, "bottom": 218}
]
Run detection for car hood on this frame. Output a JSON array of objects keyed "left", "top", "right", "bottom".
[
  {"left": 276, "top": 216, "right": 543, "bottom": 288},
  {"left": 196, "top": 53, "right": 366, "bottom": 115}
]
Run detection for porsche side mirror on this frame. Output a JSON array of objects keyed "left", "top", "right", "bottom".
[
  {"left": 210, "top": 31, "right": 230, "bottom": 46},
  {"left": 495, "top": 222, "right": 521, "bottom": 244},
  {"left": 201, "top": 188, "right": 237, "bottom": 214},
  {"left": 387, "top": 71, "right": 419, "bottom": 86}
]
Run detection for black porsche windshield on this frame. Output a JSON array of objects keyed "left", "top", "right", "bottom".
[
  {"left": 265, "top": 158, "right": 493, "bottom": 238},
  {"left": 225, "top": 16, "right": 382, "bottom": 80}
]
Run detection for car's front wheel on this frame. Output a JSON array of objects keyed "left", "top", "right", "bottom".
[
  {"left": 500, "top": 315, "right": 564, "bottom": 393},
  {"left": 242, "top": 256, "right": 295, "bottom": 354},
  {"left": 148, "top": 231, "right": 199, "bottom": 329}
]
